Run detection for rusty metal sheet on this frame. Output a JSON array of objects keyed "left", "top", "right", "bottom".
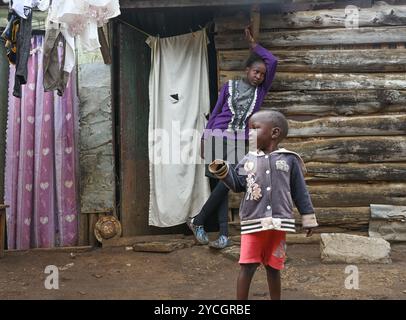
[
  {"left": 117, "top": 22, "right": 151, "bottom": 236},
  {"left": 369, "top": 204, "right": 406, "bottom": 242}
]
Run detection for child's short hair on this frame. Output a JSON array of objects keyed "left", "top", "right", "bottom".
[
  {"left": 255, "top": 110, "right": 289, "bottom": 140},
  {"left": 270, "top": 110, "right": 289, "bottom": 140},
  {"left": 245, "top": 52, "right": 265, "bottom": 68}
]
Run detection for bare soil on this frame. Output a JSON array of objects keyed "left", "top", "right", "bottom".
[{"left": 1, "top": 241, "right": 406, "bottom": 300}]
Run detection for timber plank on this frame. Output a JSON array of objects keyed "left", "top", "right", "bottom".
[
  {"left": 215, "top": 2, "right": 406, "bottom": 31},
  {"left": 218, "top": 49, "right": 406, "bottom": 72},
  {"left": 288, "top": 115, "right": 406, "bottom": 137},
  {"left": 215, "top": 26, "right": 406, "bottom": 49},
  {"left": 219, "top": 71, "right": 406, "bottom": 91},
  {"left": 305, "top": 162, "right": 406, "bottom": 182},
  {"left": 229, "top": 182, "right": 406, "bottom": 208},
  {"left": 263, "top": 90, "right": 406, "bottom": 116},
  {"left": 281, "top": 137, "right": 406, "bottom": 163},
  {"left": 309, "top": 183, "right": 406, "bottom": 207}
]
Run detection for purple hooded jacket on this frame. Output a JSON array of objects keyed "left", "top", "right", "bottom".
[{"left": 203, "top": 44, "right": 278, "bottom": 140}]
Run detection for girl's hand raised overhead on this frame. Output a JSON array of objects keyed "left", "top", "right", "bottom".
[{"left": 245, "top": 26, "right": 257, "bottom": 49}]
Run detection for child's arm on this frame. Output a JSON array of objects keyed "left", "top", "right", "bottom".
[
  {"left": 208, "top": 159, "right": 247, "bottom": 193},
  {"left": 290, "top": 156, "right": 318, "bottom": 235},
  {"left": 253, "top": 44, "right": 278, "bottom": 93},
  {"left": 245, "top": 27, "right": 278, "bottom": 93}
]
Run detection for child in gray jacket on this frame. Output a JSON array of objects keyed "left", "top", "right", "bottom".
[{"left": 208, "top": 110, "right": 318, "bottom": 300}]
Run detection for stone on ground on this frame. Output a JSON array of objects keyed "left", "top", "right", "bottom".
[{"left": 320, "top": 233, "right": 391, "bottom": 264}]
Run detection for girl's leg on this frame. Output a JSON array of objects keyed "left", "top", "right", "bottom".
[
  {"left": 265, "top": 265, "right": 281, "bottom": 300},
  {"left": 207, "top": 194, "right": 229, "bottom": 248},
  {"left": 192, "top": 179, "right": 229, "bottom": 226},
  {"left": 217, "top": 184, "right": 229, "bottom": 237},
  {"left": 237, "top": 263, "right": 259, "bottom": 300}
]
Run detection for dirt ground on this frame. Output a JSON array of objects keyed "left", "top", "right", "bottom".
[{"left": 1, "top": 240, "right": 406, "bottom": 300}]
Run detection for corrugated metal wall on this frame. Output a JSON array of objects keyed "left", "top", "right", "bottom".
[
  {"left": 0, "top": 45, "right": 7, "bottom": 202},
  {"left": 0, "top": 44, "right": 8, "bottom": 251}
]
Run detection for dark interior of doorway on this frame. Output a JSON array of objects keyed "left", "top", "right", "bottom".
[{"left": 112, "top": 7, "right": 221, "bottom": 236}]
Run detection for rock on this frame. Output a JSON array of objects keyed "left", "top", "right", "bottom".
[
  {"left": 132, "top": 239, "right": 195, "bottom": 253},
  {"left": 59, "top": 263, "right": 75, "bottom": 271},
  {"left": 320, "top": 233, "right": 391, "bottom": 264},
  {"left": 253, "top": 292, "right": 267, "bottom": 297},
  {"left": 221, "top": 245, "right": 240, "bottom": 261}
]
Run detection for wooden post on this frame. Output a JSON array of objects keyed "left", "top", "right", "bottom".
[
  {"left": 98, "top": 27, "right": 112, "bottom": 65},
  {"left": 0, "top": 40, "right": 8, "bottom": 257},
  {"left": 0, "top": 206, "right": 6, "bottom": 258},
  {"left": 250, "top": 4, "right": 261, "bottom": 41}
]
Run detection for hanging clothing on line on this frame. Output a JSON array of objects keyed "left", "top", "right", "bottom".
[
  {"left": 11, "top": 0, "right": 49, "bottom": 19},
  {"left": 147, "top": 30, "right": 211, "bottom": 227},
  {"left": 1, "top": 0, "right": 49, "bottom": 97},
  {"left": 12, "top": 8, "right": 32, "bottom": 98},
  {"left": 43, "top": 19, "right": 75, "bottom": 96},
  {"left": 48, "top": 0, "right": 120, "bottom": 52},
  {"left": 40, "top": 0, "right": 120, "bottom": 94},
  {"left": 1, "top": 11, "right": 20, "bottom": 65}
]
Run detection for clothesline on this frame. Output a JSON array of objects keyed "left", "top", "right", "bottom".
[
  {"left": 115, "top": 19, "right": 212, "bottom": 39},
  {"left": 116, "top": 18, "right": 154, "bottom": 38}
]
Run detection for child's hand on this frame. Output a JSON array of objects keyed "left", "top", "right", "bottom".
[
  {"left": 208, "top": 159, "right": 228, "bottom": 178},
  {"left": 211, "top": 159, "right": 226, "bottom": 171}
]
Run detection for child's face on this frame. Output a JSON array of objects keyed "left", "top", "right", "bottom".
[
  {"left": 245, "top": 62, "right": 266, "bottom": 86},
  {"left": 249, "top": 117, "right": 281, "bottom": 150}
]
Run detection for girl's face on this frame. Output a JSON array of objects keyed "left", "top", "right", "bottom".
[{"left": 245, "top": 62, "right": 266, "bottom": 86}]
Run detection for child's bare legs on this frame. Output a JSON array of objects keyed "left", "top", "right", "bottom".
[
  {"left": 265, "top": 265, "right": 281, "bottom": 300},
  {"left": 237, "top": 263, "right": 259, "bottom": 300}
]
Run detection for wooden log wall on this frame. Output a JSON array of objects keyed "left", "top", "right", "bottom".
[{"left": 215, "top": 1, "right": 406, "bottom": 234}]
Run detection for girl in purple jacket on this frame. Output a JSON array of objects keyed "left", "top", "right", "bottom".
[{"left": 187, "top": 27, "right": 278, "bottom": 249}]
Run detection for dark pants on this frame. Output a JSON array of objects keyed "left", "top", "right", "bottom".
[
  {"left": 13, "top": 11, "right": 32, "bottom": 98},
  {"left": 193, "top": 177, "right": 229, "bottom": 237},
  {"left": 43, "top": 27, "right": 70, "bottom": 96},
  {"left": 195, "top": 136, "right": 248, "bottom": 237}
]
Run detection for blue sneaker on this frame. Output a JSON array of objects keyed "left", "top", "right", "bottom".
[
  {"left": 187, "top": 218, "right": 209, "bottom": 245},
  {"left": 209, "top": 235, "right": 231, "bottom": 249}
]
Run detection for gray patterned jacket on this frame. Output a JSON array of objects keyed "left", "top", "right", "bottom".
[{"left": 209, "top": 148, "right": 318, "bottom": 234}]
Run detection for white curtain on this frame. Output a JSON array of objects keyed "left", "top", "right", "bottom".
[{"left": 147, "top": 30, "right": 210, "bottom": 227}]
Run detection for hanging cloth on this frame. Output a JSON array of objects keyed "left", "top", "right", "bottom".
[{"left": 147, "top": 30, "right": 211, "bottom": 227}]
